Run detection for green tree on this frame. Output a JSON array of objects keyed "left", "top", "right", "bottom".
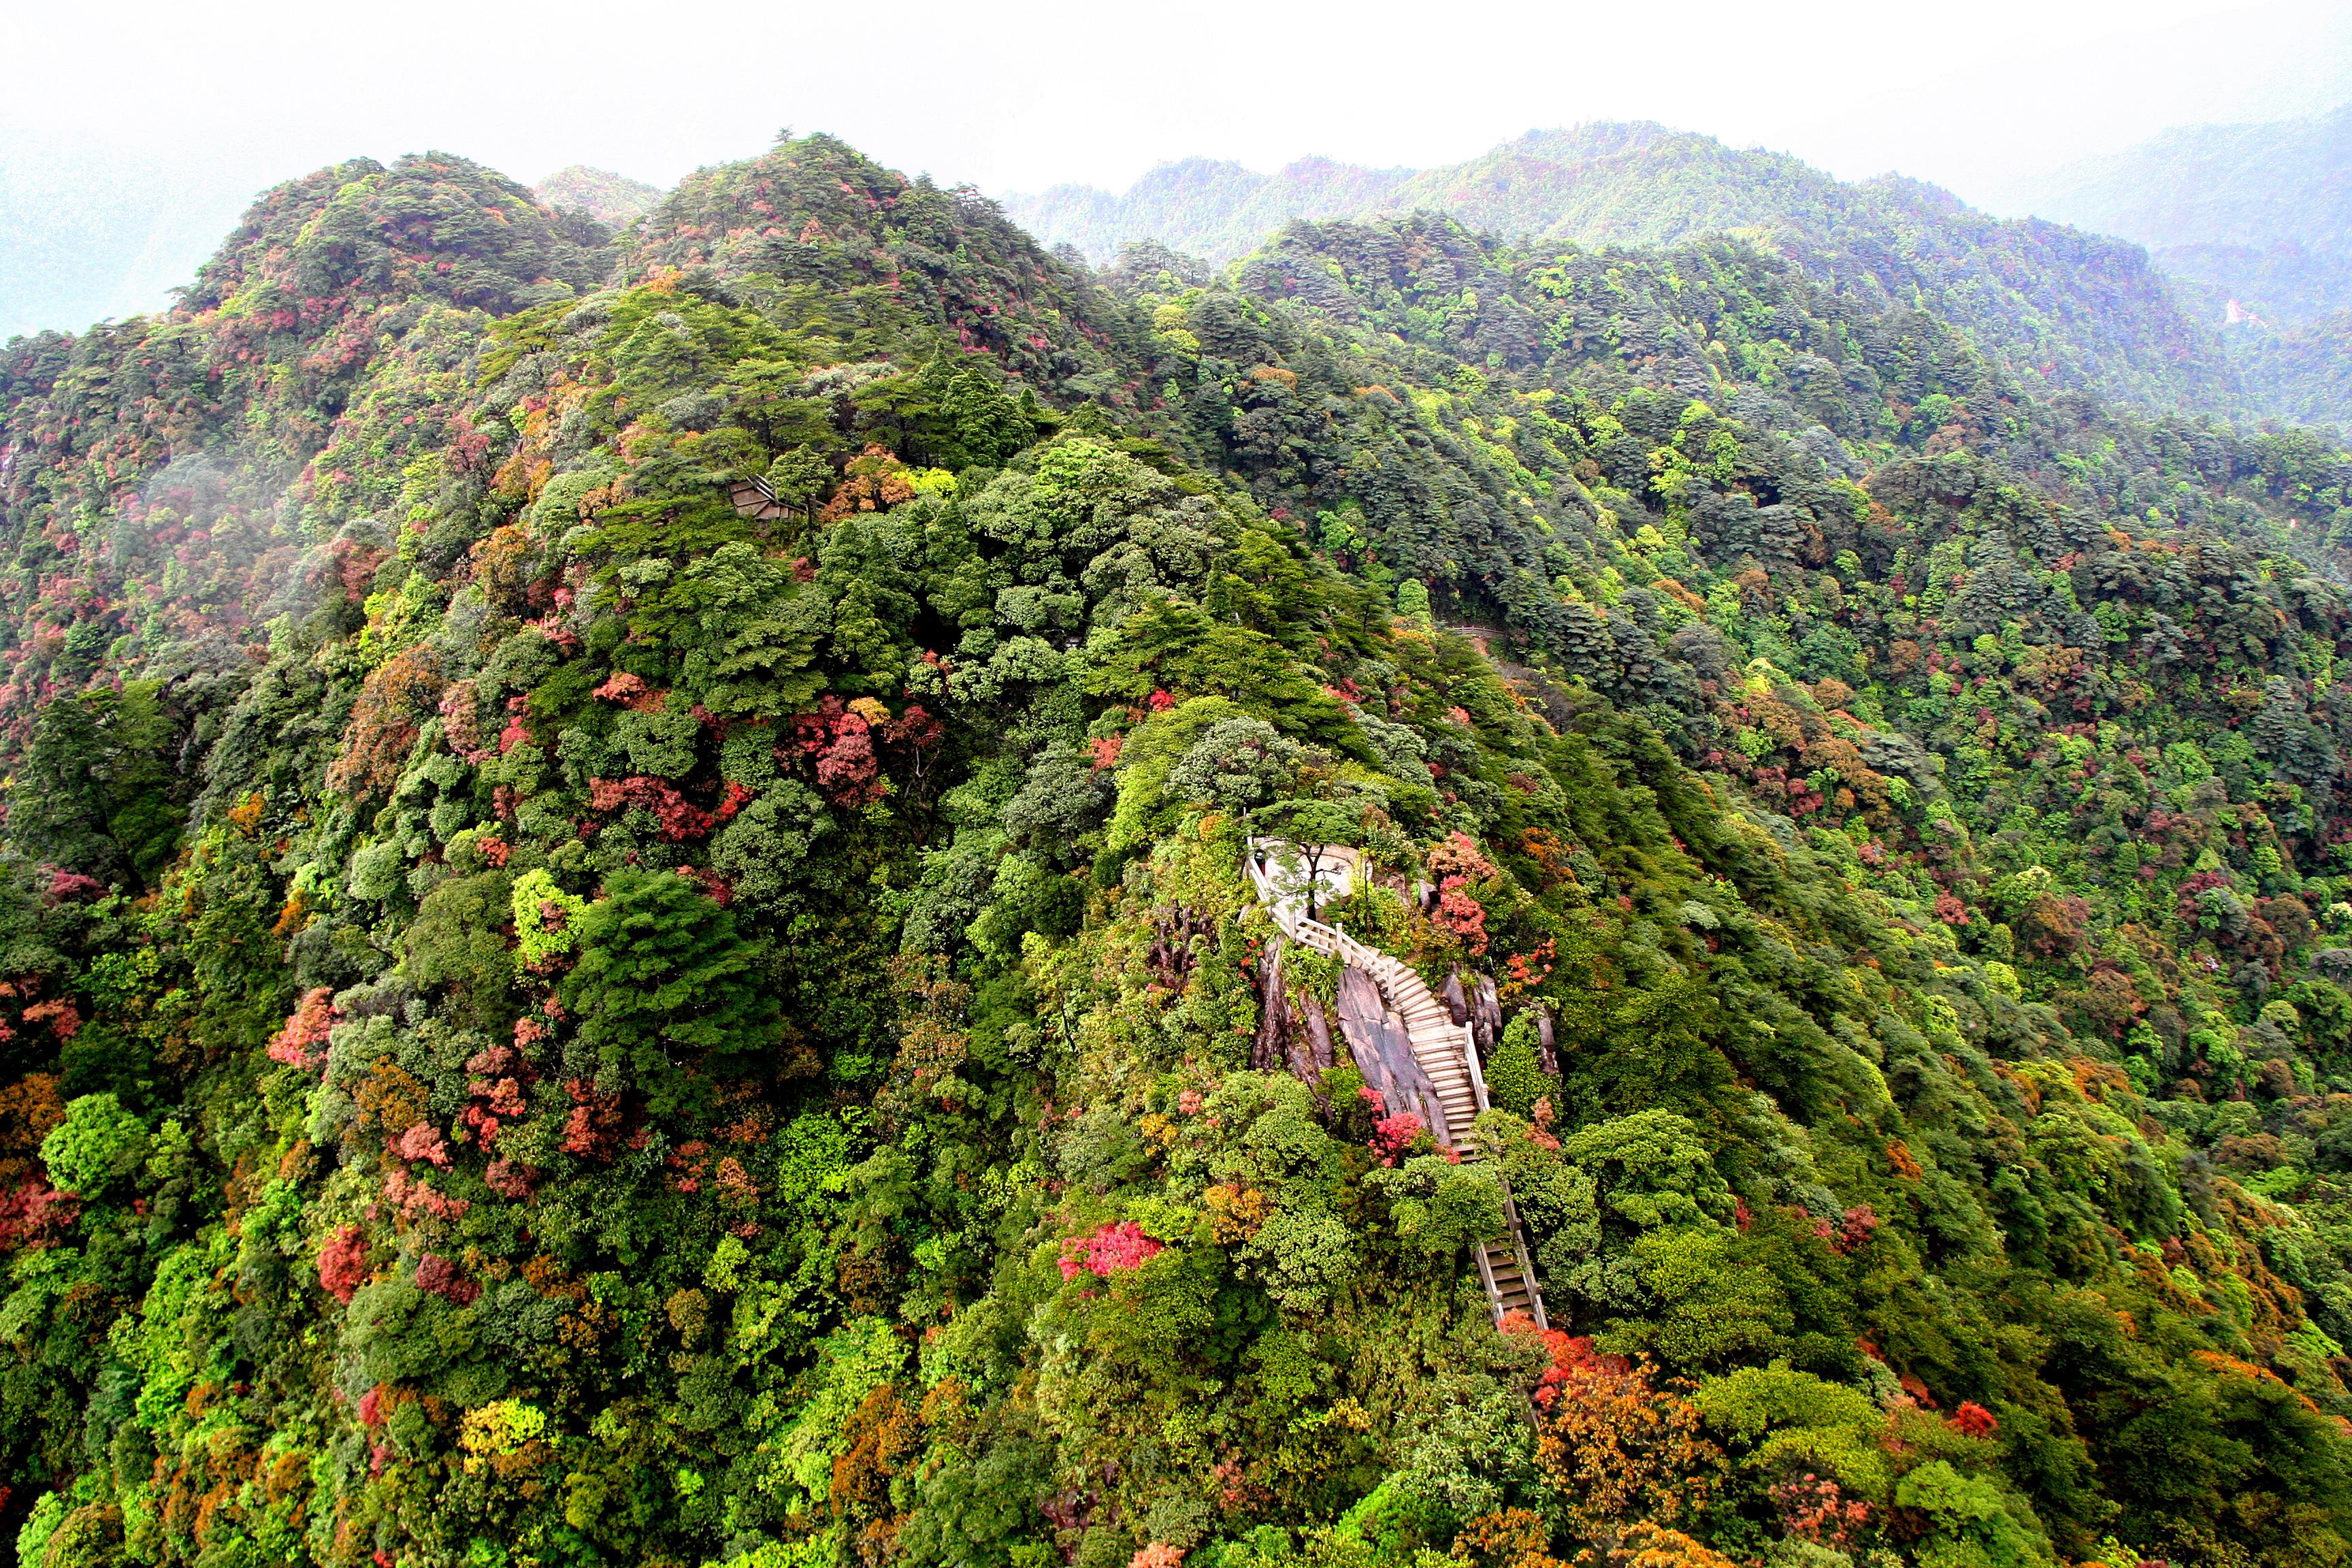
[
  {"left": 560, "top": 868, "right": 781, "bottom": 1114},
  {"left": 10, "top": 682, "right": 182, "bottom": 889},
  {"left": 40, "top": 1092, "right": 148, "bottom": 1198}
]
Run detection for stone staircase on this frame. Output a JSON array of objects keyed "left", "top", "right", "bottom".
[{"left": 1246, "top": 843, "right": 1549, "bottom": 1329}]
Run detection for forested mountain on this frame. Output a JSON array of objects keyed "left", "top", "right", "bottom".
[
  {"left": 7, "top": 129, "right": 2352, "bottom": 1568},
  {"left": 1007, "top": 125, "right": 2250, "bottom": 423}
]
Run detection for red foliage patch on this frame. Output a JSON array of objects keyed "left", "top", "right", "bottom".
[
  {"left": 587, "top": 775, "right": 714, "bottom": 840},
  {"left": 1834, "top": 1205, "right": 1879, "bottom": 1254},
  {"left": 21, "top": 999, "right": 79, "bottom": 1042},
  {"left": 561, "top": 1079, "right": 623, "bottom": 1158},
  {"left": 391, "top": 1123, "right": 451, "bottom": 1167},
  {"left": 591, "top": 670, "right": 666, "bottom": 711},
  {"left": 437, "top": 681, "right": 493, "bottom": 764},
  {"left": 1500, "top": 1313, "right": 1631, "bottom": 1409},
  {"left": 268, "top": 986, "right": 338, "bottom": 1071},
  {"left": 1059, "top": 1220, "right": 1163, "bottom": 1281},
  {"left": 485, "top": 1158, "right": 539, "bottom": 1199},
  {"left": 318, "top": 1226, "right": 369, "bottom": 1303},
  {"left": 1426, "top": 832, "right": 1497, "bottom": 955},
  {"left": 44, "top": 869, "right": 104, "bottom": 902},
  {"left": 1946, "top": 1401, "right": 1999, "bottom": 1438},
  {"left": 790, "top": 696, "right": 884, "bottom": 807},
  {"left": 676, "top": 864, "right": 733, "bottom": 905},
  {"left": 1371, "top": 1111, "right": 1426, "bottom": 1166},
  {"left": 0, "top": 1179, "right": 76, "bottom": 1252},
  {"left": 414, "top": 1252, "right": 480, "bottom": 1305},
  {"left": 1772, "top": 1472, "right": 1872, "bottom": 1547}
]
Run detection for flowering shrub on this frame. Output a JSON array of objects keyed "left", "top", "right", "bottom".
[
  {"left": 1946, "top": 1400, "right": 1999, "bottom": 1438},
  {"left": 791, "top": 696, "right": 885, "bottom": 806},
  {"left": 1059, "top": 1220, "right": 1163, "bottom": 1281},
  {"left": 318, "top": 1226, "right": 368, "bottom": 1303},
  {"left": 1371, "top": 1111, "right": 1426, "bottom": 1166},
  {"left": 1426, "top": 832, "right": 1498, "bottom": 954},
  {"left": 267, "top": 987, "right": 338, "bottom": 1071}
]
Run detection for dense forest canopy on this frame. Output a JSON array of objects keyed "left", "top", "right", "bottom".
[{"left": 3, "top": 129, "right": 2352, "bottom": 1568}]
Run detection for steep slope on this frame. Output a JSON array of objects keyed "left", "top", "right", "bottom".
[
  {"left": 1007, "top": 124, "right": 2238, "bottom": 420},
  {"left": 1, "top": 133, "right": 2352, "bottom": 1568}
]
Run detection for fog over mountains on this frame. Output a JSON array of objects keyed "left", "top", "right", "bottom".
[{"left": 2013, "top": 101, "right": 2352, "bottom": 325}]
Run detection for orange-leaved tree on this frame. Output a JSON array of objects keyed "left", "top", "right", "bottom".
[{"left": 1507, "top": 1314, "right": 1722, "bottom": 1558}]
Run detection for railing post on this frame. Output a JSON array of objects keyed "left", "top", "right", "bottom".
[{"left": 1461, "top": 1022, "right": 1492, "bottom": 1114}]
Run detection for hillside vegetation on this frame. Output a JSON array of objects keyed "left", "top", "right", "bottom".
[{"left": 1, "top": 131, "right": 2352, "bottom": 1568}]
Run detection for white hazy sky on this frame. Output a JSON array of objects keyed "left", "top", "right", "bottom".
[{"left": 3, "top": 0, "right": 2349, "bottom": 206}]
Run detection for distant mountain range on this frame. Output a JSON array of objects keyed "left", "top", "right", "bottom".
[
  {"left": 2014, "top": 101, "right": 2352, "bottom": 325},
  {"left": 2005, "top": 101, "right": 2352, "bottom": 426},
  {"left": 1004, "top": 119, "right": 2352, "bottom": 429},
  {"left": 1005, "top": 123, "right": 2247, "bottom": 419},
  {"left": 10, "top": 116, "right": 2352, "bottom": 429}
]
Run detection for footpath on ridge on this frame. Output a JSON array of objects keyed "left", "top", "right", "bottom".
[{"left": 1245, "top": 840, "right": 1548, "bottom": 1328}]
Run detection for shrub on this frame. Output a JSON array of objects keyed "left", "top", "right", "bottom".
[{"left": 39, "top": 1093, "right": 146, "bottom": 1198}]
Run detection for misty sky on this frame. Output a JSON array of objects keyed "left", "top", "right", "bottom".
[{"left": 2, "top": 0, "right": 2349, "bottom": 337}]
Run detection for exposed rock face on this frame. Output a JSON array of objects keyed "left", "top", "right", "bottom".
[
  {"left": 1298, "top": 995, "right": 1336, "bottom": 1079},
  {"left": 1253, "top": 938, "right": 1337, "bottom": 1083},
  {"left": 1473, "top": 974, "right": 1503, "bottom": 1057},
  {"left": 1334, "top": 966, "right": 1450, "bottom": 1143},
  {"left": 1440, "top": 970, "right": 1470, "bottom": 1026},
  {"left": 1252, "top": 938, "right": 1290, "bottom": 1073}
]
